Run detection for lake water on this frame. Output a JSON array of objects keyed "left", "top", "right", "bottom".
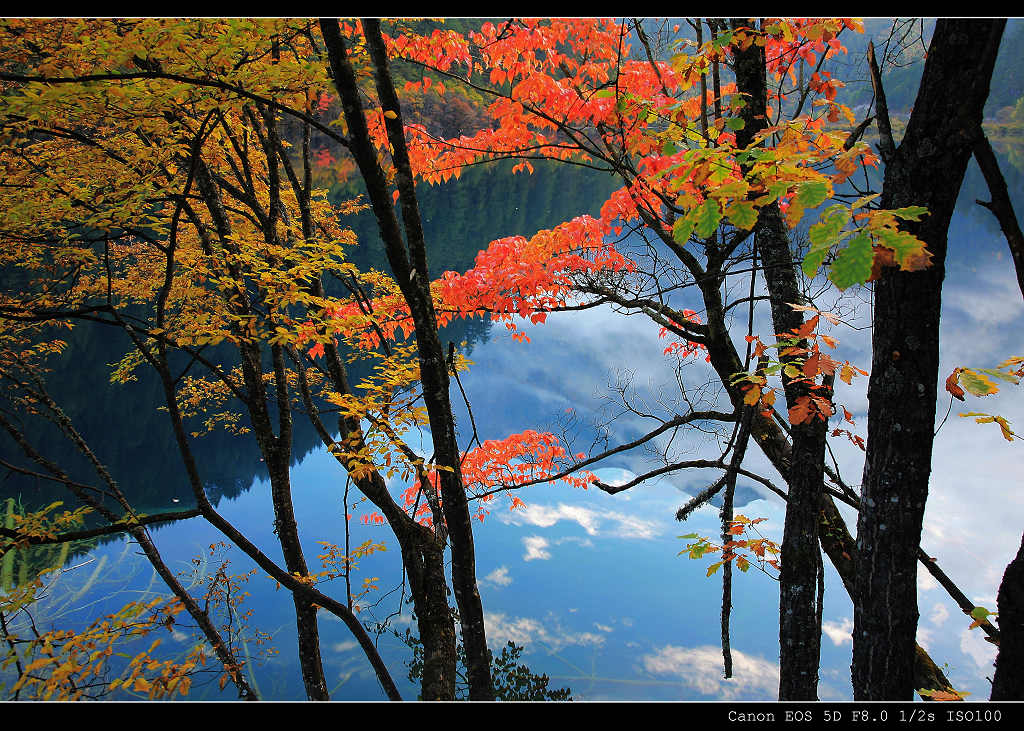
[{"left": 3, "top": 127, "right": 1023, "bottom": 702}]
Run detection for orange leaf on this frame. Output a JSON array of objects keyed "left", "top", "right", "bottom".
[
  {"left": 794, "top": 314, "right": 820, "bottom": 338},
  {"left": 788, "top": 396, "right": 813, "bottom": 424}
]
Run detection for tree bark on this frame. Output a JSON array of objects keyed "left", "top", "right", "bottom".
[
  {"left": 992, "top": 532, "right": 1024, "bottom": 699},
  {"left": 730, "top": 18, "right": 826, "bottom": 700},
  {"left": 320, "top": 17, "right": 494, "bottom": 700},
  {"left": 973, "top": 133, "right": 1024, "bottom": 300},
  {"left": 854, "top": 19, "right": 1005, "bottom": 701},
  {"left": 192, "top": 153, "right": 330, "bottom": 700}
]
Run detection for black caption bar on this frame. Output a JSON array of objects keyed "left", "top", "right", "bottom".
[{"left": 717, "top": 702, "right": 1020, "bottom": 726}]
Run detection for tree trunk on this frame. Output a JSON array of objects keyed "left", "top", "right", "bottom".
[
  {"left": 320, "top": 17, "right": 494, "bottom": 700},
  {"left": 730, "top": 18, "right": 826, "bottom": 700},
  {"left": 992, "top": 532, "right": 1024, "bottom": 699},
  {"left": 854, "top": 19, "right": 1005, "bottom": 700},
  {"left": 191, "top": 153, "right": 331, "bottom": 700}
]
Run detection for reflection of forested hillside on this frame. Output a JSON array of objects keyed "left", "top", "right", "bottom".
[
  {"left": 335, "top": 157, "right": 621, "bottom": 276},
  {"left": 0, "top": 160, "right": 619, "bottom": 528},
  {"left": 638, "top": 19, "right": 1024, "bottom": 120},
  {"left": 836, "top": 19, "right": 1024, "bottom": 117}
]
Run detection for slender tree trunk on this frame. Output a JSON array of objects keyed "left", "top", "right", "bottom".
[
  {"left": 190, "top": 151, "right": 330, "bottom": 700},
  {"left": 730, "top": 18, "right": 826, "bottom": 700},
  {"left": 854, "top": 19, "right": 1005, "bottom": 700},
  {"left": 973, "top": 134, "right": 1024, "bottom": 299},
  {"left": 359, "top": 21, "right": 492, "bottom": 699},
  {"left": 319, "top": 17, "right": 494, "bottom": 700}
]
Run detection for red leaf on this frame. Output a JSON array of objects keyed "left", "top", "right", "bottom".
[{"left": 945, "top": 369, "right": 966, "bottom": 401}]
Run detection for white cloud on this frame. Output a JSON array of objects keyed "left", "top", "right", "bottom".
[
  {"left": 917, "top": 627, "right": 934, "bottom": 652},
  {"left": 500, "top": 501, "right": 661, "bottom": 540},
  {"left": 590, "top": 467, "right": 637, "bottom": 489},
  {"left": 332, "top": 640, "right": 358, "bottom": 654},
  {"left": 960, "top": 627, "right": 997, "bottom": 671},
  {"left": 943, "top": 264, "right": 1024, "bottom": 328},
  {"left": 608, "top": 511, "right": 661, "bottom": 540},
  {"left": 483, "top": 565, "right": 513, "bottom": 587},
  {"left": 485, "top": 611, "right": 606, "bottom": 653},
  {"left": 594, "top": 622, "right": 614, "bottom": 633},
  {"left": 641, "top": 644, "right": 780, "bottom": 700},
  {"left": 556, "top": 535, "right": 595, "bottom": 548},
  {"left": 523, "top": 535, "right": 551, "bottom": 561},
  {"left": 928, "top": 602, "right": 950, "bottom": 627},
  {"left": 511, "top": 503, "right": 600, "bottom": 535},
  {"left": 388, "top": 613, "right": 413, "bottom": 627},
  {"left": 918, "top": 569, "right": 939, "bottom": 592},
  {"left": 822, "top": 617, "right": 853, "bottom": 646}
]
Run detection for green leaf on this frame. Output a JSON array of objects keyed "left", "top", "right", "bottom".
[
  {"left": 755, "top": 180, "right": 791, "bottom": 207},
  {"left": 672, "top": 215, "right": 696, "bottom": 245},
  {"left": 890, "top": 205, "right": 928, "bottom": 221},
  {"left": 873, "top": 226, "right": 929, "bottom": 270},
  {"left": 693, "top": 198, "right": 723, "bottom": 239},
  {"left": 851, "top": 193, "right": 880, "bottom": 210},
  {"left": 802, "top": 245, "right": 830, "bottom": 278},
  {"left": 808, "top": 205, "right": 851, "bottom": 249},
  {"left": 828, "top": 232, "right": 873, "bottom": 290},
  {"left": 725, "top": 200, "right": 758, "bottom": 231},
  {"left": 725, "top": 117, "right": 745, "bottom": 131},
  {"left": 960, "top": 369, "right": 1000, "bottom": 397},
  {"left": 710, "top": 179, "right": 750, "bottom": 200},
  {"left": 712, "top": 30, "right": 735, "bottom": 50},
  {"left": 804, "top": 205, "right": 851, "bottom": 277},
  {"left": 979, "top": 368, "right": 1020, "bottom": 385},
  {"left": 794, "top": 180, "right": 830, "bottom": 210}
]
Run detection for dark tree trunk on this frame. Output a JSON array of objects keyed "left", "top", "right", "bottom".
[
  {"left": 730, "top": 18, "right": 826, "bottom": 700},
  {"left": 992, "top": 532, "right": 1024, "bottom": 699},
  {"left": 853, "top": 19, "right": 1005, "bottom": 700},
  {"left": 973, "top": 134, "right": 1024, "bottom": 300},
  {"left": 320, "top": 17, "right": 494, "bottom": 700},
  {"left": 191, "top": 153, "right": 331, "bottom": 701}
]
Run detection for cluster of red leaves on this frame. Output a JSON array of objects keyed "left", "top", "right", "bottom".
[
  {"left": 762, "top": 18, "right": 861, "bottom": 83},
  {"left": 657, "top": 309, "right": 709, "bottom": 361},
  {"left": 391, "top": 430, "right": 594, "bottom": 526},
  {"left": 312, "top": 18, "right": 875, "bottom": 528},
  {"left": 435, "top": 215, "right": 632, "bottom": 342},
  {"left": 304, "top": 215, "right": 633, "bottom": 356},
  {"left": 383, "top": 19, "right": 697, "bottom": 187},
  {"left": 738, "top": 307, "right": 868, "bottom": 449},
  {"left": 460, "top": 430, "right": 593, "bottom": 492}
]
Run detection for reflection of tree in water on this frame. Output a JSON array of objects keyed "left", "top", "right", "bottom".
[
  {"left": 1, "top": 497, "right": 100, "bottom": 593},
  {"left": 1, "top": 535, "right": 291, "bottom": 700},
  {"left": 0, "top": 160, "right": 618, "bottom": 546}
]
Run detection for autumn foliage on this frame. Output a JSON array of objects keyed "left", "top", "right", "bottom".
[{"left": 2, "top": 16, "right": 983, "bottom": 701}]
